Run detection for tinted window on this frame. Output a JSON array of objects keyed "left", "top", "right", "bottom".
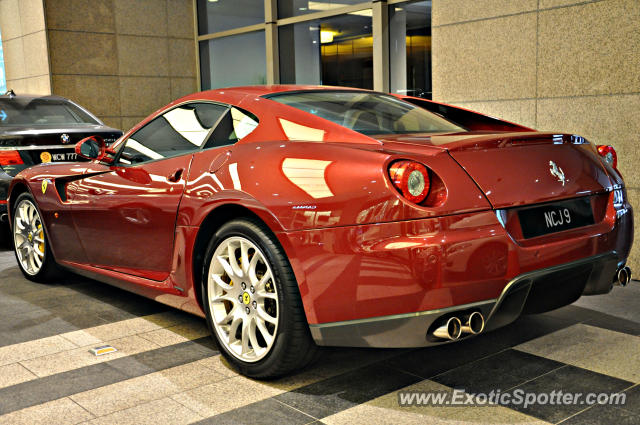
[
  {"left": 267, "top": 90, "right": 465, "bottom": 135},
  {"left": 205, "top": 107, "right": 259, "bottom": 148},
  {"left": 199, "top": 31, "right": 267, "bottom": 90},
  {"left": 279, "top": 14, "right": 373, "bottom": 89},
  {"left": 277, "top": 0, "right": 365, "bottom": 19},
  {"left": 119, "top": 103, "right": 228, "bottom": 164},
  {"left": 197, "top": 0, "right": 264, "bottom": 34},
  {"left": 0, "top": 98, "right": 99, "bottom": 126}
]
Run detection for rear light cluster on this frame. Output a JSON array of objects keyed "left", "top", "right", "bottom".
[
  {"left": 0, "top": 150, "right": 24, "bottom": 166},
  {"left": 388, "top": 160, "right": 431, "bottom": 204},
  {"left": 597, "top": 145, "right": 617, "bottom": 169}
]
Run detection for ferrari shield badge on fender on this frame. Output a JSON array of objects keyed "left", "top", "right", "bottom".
[{"left": 42, "top": 179, "right": 52, "bottom": 194}]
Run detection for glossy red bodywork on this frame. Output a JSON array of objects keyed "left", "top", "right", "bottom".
[{"left": 7, "top": 85, "right": 633, "bottom": 327}]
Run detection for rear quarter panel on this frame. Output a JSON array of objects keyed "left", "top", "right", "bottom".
[{"left": 180, "top": 141, "right": 491, "bottom": 231}]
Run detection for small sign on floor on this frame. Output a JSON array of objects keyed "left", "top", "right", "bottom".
[{"left": 89, "top": 345, "right": 118, "bottom": 356}]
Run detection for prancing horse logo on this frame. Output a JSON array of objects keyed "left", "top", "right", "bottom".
[{"left": 549, "top": 161, "right": 566, "bottom": 186}]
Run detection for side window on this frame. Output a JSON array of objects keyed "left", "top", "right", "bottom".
[
  {"left": 119, "top": 102, "right": 228, "bottom": 164},
  {"left": 205, "top": 107, "right": 259, "bottom": 149}
]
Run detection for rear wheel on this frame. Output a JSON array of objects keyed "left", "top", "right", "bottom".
[
  {"left": 202, "top": 218, "right": 317, "bottom": 378},
  {"left": 12, "top": 193, "right": 60, "bottom": 282}
]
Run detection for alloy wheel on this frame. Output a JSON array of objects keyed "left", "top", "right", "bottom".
[
  {"left": 207, "top": 236, "right": 279, "bottom": 362},
  {"left": 13, "top": 199, "right": 46, "bottom": 276}
]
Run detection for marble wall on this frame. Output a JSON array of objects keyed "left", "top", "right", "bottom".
[
  {"left": 0, "top": 0, "right": 51, "bottom": 94},
  {"left": 0, "top": 0, "right": 197, "bottom": 131}
]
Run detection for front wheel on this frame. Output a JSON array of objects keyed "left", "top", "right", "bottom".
[
  {"left": 202, "top": 218, "right": 317, "bottom": 378},
  {"left": 12, "top": 192, "right": 61, "bottom": 282}
]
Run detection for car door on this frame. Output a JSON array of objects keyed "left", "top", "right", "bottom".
[{"left": 67, "top": 102, "right": 229, "bottom": 280}]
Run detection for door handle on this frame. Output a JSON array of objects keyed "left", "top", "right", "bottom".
[{"left": 167, "top": 168, "right": 184, "bottom": 182}]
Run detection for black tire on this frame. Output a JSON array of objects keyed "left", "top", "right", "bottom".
[
  {"left": 202, "top": 217, "right": 318, "bottom": 378},
  {"left": 11, "top": 192, "right": 61, "bottom": 283}
]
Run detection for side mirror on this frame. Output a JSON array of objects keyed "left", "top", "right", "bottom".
[{"left": 75, "top": 136, "right": 110, "bottom": 162}]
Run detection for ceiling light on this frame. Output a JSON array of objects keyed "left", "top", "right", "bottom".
[{"left": 320, "top": 30, "right": 335, "bottom": 43}]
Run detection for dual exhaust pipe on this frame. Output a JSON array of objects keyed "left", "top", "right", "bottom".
[
  {"left": 614, "top": 266, "right": 632, "bottom": 287},
  {"left": 432, "top": 266, "right": 633, "bottom": 341},
  {"left": 432, "top": 311, "right": 485, "bottom": 341}
]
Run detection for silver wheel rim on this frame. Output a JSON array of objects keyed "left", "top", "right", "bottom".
[
  {"left": 13, "top": 199, "right": 46, "bottom": 276},
  {"left": 207, "top": 236, "right": 279, "bottom": 363}
]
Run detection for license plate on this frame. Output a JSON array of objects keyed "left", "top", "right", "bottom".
[
  {"left": 40, "top": 151, "right": 77, "bottom": 163},
  {"left": 518, "top": 197, "right": 595, "bottom": 239},
  {"left": 52, "top": 152, "right": 77, "bottom": 161}
]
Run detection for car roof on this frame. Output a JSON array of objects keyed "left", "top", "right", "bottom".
[
  {"left": 199, "top": 84, "right": 372, "bottom": 97},
  {"left": 172, "top": 85, "right": 387, "bottom": 112},
  {"left": 0, "top": 92, "right": 73, "bottom": 106}
]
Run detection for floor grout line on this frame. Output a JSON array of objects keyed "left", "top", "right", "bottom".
[
  {"left": 272, "top": 397, "right": 321, "bottom": 422},
  {"left": 68, "top": 397, "right": 97, "bottom": 422}
]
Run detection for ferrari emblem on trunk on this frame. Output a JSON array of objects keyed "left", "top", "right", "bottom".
[{"left": 549, "top": 161, "right": 565, "bottom": 186}]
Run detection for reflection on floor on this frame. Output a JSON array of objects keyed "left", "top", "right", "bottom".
[{"left": 0, "top": 241, "right": 638, "bottom": 425}]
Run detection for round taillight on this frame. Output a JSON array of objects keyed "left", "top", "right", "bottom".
[
  {"left": 597, "top": 145, "right": 617, "bottom": 169},
  {"left": 388, "top": 160, "right": 431, "bottom": 204}
]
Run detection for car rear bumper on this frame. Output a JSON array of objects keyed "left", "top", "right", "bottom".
[
  {"left": 280, "top": 191, "right": 633, "bottom": 346},
  {"left": 309, "top": 251, "right": 620, "bottom": 347}
]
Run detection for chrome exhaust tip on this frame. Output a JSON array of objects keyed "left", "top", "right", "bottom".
[
  {"left": 461, "top": 311, "right": 485, "bottom": 335},
  {"left": 625, "top": 266, "right": 632, "bottom": 284},
  {"left": 615, "top": 266, "right": 631, "bottom": 287},
  {"left": 0, "top": 213, "right": 7, "bottom": 223},
  {"left": 433, "top": 317, "right": 462, "bottom": 341}
]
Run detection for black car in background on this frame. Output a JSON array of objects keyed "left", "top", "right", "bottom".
[{"left": 0, "top": 90, "right": 122, "bottom": 222}]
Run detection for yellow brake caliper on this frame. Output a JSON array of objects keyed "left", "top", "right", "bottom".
[{"left": 38, "top": 225, "right": 45, "bottom": 254}]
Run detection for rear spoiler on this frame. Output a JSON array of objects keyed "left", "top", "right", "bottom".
[{"left": 399, "top": 96, "right": 533, "bottom": 133}]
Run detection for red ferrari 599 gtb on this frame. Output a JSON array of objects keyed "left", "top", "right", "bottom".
[{"left": 7, "top": 86, "right": 633, "bottom": 377}]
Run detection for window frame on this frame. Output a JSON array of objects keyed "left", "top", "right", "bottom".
[{"left": 111, "top": 100, "right": 236, "bottom": 167}]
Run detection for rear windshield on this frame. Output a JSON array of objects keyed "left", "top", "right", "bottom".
[
  {"left": 0, "top": 98, "right": 99, "bottom": 126},
  {"left": 266, "top": 90, "right": 465, "bottom": 136}
]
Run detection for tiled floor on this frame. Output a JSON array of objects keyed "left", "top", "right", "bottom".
[{"left": 0, "top": 233, "right": 638, "bottom": 425}]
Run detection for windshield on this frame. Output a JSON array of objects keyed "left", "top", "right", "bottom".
[
  {"left": 266, "top": 90, "right": 465, "bottom": 135},
  {"left": 0, "top": 98, "right": 99, "bottom": 126}
]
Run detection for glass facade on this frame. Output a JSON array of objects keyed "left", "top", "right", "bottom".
[
  {"left": 197, "top": 0, "right": 265, "bottom": 34},
  {"left": 279, "top": 13, "right": 373, "bottom": 88},
  {"left": 0, "top": 29, "right": 5, "bottom": 93},
  {"left": 277, "top": 0, "right": 366, "bottom": 19},
  {"left": 196, "top": 1, "right": 431, "bottom": 97},
  {"left": 199, "top": 31, "right": 267, "bottom": 90},
  {"left": 389, "top": 1, "right": 431, "bottom": 98}
]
